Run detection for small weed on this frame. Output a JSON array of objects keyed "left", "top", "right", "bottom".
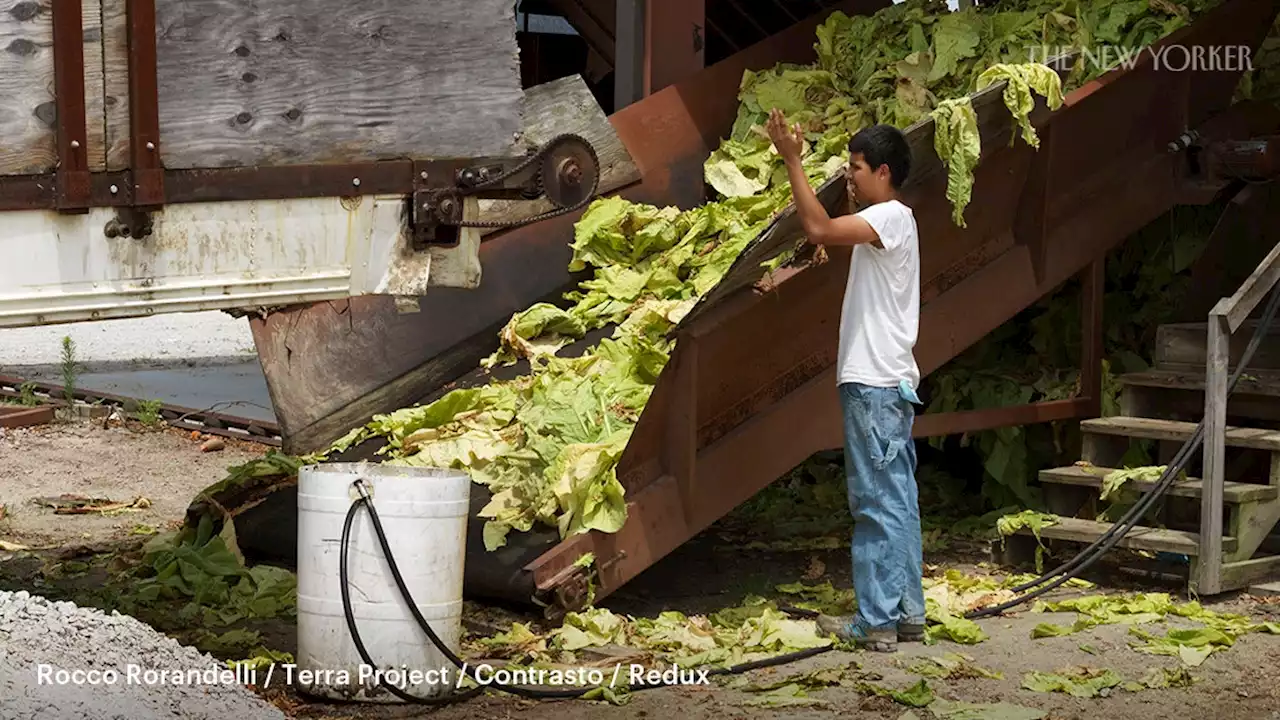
[
  {"left": 18, "top": 381, "right": 40, "bottom": 406},
  {"left": 60, "top": 336, "right": 81, "bottom": 404},
  {"left": 133, "top": 399, "right": 165, "bottom": 428}
]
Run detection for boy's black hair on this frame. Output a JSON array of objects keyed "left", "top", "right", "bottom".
[{"left": 848, "top": 124, "right": 911, "bottom": 189}]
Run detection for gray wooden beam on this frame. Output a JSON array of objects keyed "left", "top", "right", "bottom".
[{"left": 1199, "top": 310, "right": 1230, "bottom": 595}]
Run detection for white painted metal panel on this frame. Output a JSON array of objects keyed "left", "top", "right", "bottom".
[{"left": 0, "top": 196, "right": 481, "bottom": 328}]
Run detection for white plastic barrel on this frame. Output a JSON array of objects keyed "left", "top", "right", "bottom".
[{"left": 295, "top": 461, "right": 470, "bottom": 702}]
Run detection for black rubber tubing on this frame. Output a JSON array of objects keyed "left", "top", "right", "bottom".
[
  {"left": 338, "top": 481, "right": 837, "bottom": 704},
  {"left": 335, "top": 285, "right": 1280, "bottom": 703}
]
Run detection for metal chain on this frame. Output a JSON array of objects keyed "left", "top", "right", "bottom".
[{"left": 453, "top": 133, "right": 601, "bottom": 229}]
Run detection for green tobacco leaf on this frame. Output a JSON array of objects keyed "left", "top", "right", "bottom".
[
  {"left": 742, "top": 682, "right": 830, "bottom": 708},
  {"left": 996, "top": 511, "right": 1057, "bottom": 540},
  {"left": 925, "top": 597, "right": 988, "bottom": 645},
  {"left": 1100, "top": 465, "right": 1168, "bottom": 500},
  {"left": 930, "top": 97, "right": 980, "bottom": 227},
  {"left": 929, "top": 12, "right": 984, "bottom": 82},
  {"left": 906, "top": 653, "right": 1002, "bottom": 680},
  {"left": 550, "top": 608, "right": 629, "bottom": 651},
  {"left": 1021, "top": 667, "right": 1123, "bottom": 697},
  {"left": 1128, "top": 625, "right": 1235, "bottom": 665},
  {"left": 858, "top": 678, "right": 935, "bottom": 708},
  {"left": 975, "top": 63, "right": 1064, "bottom": 149}
]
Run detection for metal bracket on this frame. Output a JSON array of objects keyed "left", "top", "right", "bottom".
[
  {"left": 409, "top": 153, "right": 543, "bottom": 250},
  {"left": 1203, "top": 136, "right": 1280, "bottom": 182},
  {"left": 538, "top": 550, "right": 626, "bottom": 618},
  {"left": 410, "top": 161, "right": 462, "bottom": 250}
]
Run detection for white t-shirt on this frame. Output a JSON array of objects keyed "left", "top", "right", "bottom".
[{"left": 836, "top": 199, "right": 921, "bottom": 390}]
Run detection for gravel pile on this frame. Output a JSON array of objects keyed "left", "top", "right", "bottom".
[{"left": 0, "top": 590, "right": 288, "bottom": 720}]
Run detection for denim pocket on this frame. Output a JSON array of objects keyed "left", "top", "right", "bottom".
[{"left": 866, "top": 389, "right": 908, "bottom": 471}]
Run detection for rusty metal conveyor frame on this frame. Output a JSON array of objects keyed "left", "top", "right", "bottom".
[{"left": 517, "top": 0, "right": 1280, "bottom": 613}]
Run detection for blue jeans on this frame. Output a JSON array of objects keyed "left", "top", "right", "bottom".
[{"left": 839, "top": 381, "right": 926, "bottom": 630}]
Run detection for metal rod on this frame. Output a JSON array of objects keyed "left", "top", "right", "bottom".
[
  {"left": 51, "top": 0, "right": 91, "bottom": 211},
  {"left": 614, "top": 0, "right": 646, "bottom": 110}
]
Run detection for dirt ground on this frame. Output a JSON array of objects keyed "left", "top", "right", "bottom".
[
  {"left": 0, "top": 418, "right": 261, "bottom": 548},
  {"left": 3, "top": 419, "right": 1280, "bottom": 720}
]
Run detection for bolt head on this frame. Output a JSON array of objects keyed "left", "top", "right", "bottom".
[
  {"left": 352, "top": 178, "right": 361, "bottom": 186},
  {"left": 420, "top": 171, "right": 429, "bottom": 180},
  {"left": 110, "top": 184, "right": 119, "bottom": 194},
  {"left": 562, "top": 160, "right": 583, "bottom": 184},
  {"left": 70, "top": 140, "right": 80, "bottom": 149},
  {"left": 146, "top": 142, "right": 155, "bottom": 151}
]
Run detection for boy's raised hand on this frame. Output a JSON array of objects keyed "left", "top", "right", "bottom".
[{"left": 766, "top": 108, "right": 804, "bottom": 162}]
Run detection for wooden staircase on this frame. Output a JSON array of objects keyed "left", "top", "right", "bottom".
[{"left": 1015, "top": 247, "right": 1280, "bottom": 596}]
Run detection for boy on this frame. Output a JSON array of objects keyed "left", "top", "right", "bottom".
[{"left": 765, "top": 108, "right": 925, "bottom": 653}]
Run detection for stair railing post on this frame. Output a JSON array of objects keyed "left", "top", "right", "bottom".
[{"left": 1199, "top": 304, "right": 1230, "bottom": 595}]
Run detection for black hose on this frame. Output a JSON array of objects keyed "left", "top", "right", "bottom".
[
  {"left": 338, "top": 481, "right": 839, "bottom": 705},
  {"left": 964, "top": 281, "right": 1280, "bottom": 619}
]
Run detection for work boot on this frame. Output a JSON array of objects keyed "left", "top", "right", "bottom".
[
  {"left": 897, "top": 620, "right": 926, "bottom": 643},
  {"left": 815, "top": 614, "right": 897, "bottom": 652}
]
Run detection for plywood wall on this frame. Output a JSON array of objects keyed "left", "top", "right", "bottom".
[
  {"left": 147, "top": 0, "right": 523, "bottom": 169},
  {"left": 1, "top": 0, "right": 523, "bottom": 176}
]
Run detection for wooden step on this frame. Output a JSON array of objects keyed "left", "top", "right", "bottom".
[
  {"left": 1118, "top": 369, "right": 1280, "bottom": 396},
  {"left": 1081, "top": 416, "right": 1280, "bottom": 452},
  {"left": 1015, "top": 515, "right": 1237, "bottom": 556},
  {"left": 1117, "top": 370, "right": 1280, "bottom": 425},
  {"left": 1039, "top": 465, "right": 1279, "bottom": 503},
  {"left": 1156, "top": 321, "right": 1280, "bottom": 372}
]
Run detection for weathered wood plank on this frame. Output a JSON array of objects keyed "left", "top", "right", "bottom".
[
  {"left": 102, "top": 0, "right": 129, "bottom": 169},
  {"left": 1038, "top": 465, "right": 1279, "bottom": 504},
  {"left": 477, "top": 74, "right": 638, "bottom": 236},
  {"left": 1227, "top": 495, "right": 1280, "bottom": 563},
  {"left": 1118, "top": 367, "right": 1280, "bottom": 423},
  {"left": 0, "top": 1, "right": 56, "bottom": 174},
  {"left": 1016, "top": 515, "right": 1236, "bottom": 556},
  {"left": 149, "top": 0, "right": 522, "bottom": 169},
  {"left": 1200, "top": 311, "right": 1231, "bottom": 593},
  {"left": 1218, "top": 240, "right": 1280, "bottom": 333},
  {"left": 1155, "top": 320, "right": 1280, "bottom": 371},
  {"left": 1081, "top": 415, "right": 1280, "bottom": 452},
  {"left": 1221, "top": 554, "right": 1280, "bottom": 590},
  {"left": 83, "top": 0, "right": 106, "bottom": 171},
  {"left": 1119, "top": 368, "right": 1280, "bottom": 396}
]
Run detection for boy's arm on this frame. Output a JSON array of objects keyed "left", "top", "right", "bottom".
[
  {"left": 781, "top": 155, "right": 884, "bottom": 249},
  {"left": 766, "top": 108, "right": 883, "bottom": 249}
]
